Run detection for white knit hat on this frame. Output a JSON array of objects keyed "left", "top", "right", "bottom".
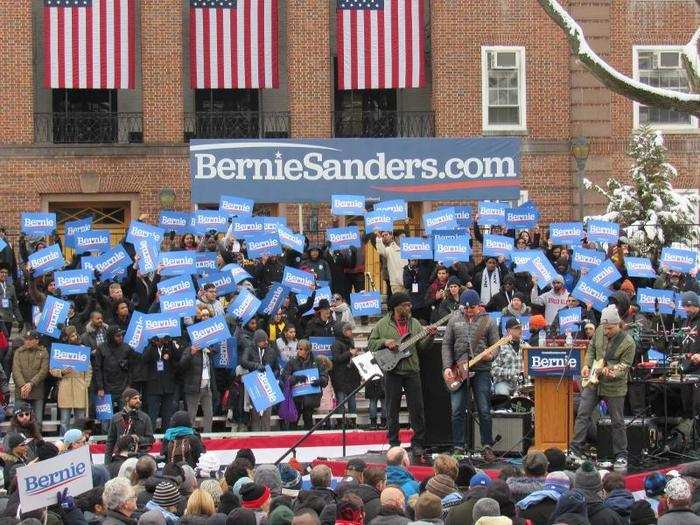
[{"left": 600, "top": 305, "right": 621, "bottom": 325}]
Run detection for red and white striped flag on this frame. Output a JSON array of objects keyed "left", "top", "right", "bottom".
[
  {"left": 190, "top": 0, "right": 279, "bottom": 89},
  {"left": 336, "top": 0, "right": 425, "bottom": 90},
  {"left": 43, "top": 0, "right": 136, "bottom": 89}
]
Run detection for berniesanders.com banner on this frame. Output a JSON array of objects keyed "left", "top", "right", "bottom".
[{"left": 190, "top": 138, "right": 521, "bottom": 203}]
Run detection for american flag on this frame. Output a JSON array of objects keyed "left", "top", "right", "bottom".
[
  {"left": 43, "top": 0, "right": 136, "bottom": 89},
  {"left": 190, "top": 0, "right": 279, "bottom": 89},
  {"left": 337, "top": 0, "right": 425, "bottom": 90}
]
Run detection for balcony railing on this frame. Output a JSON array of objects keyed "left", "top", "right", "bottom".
[
  {"left": 34, "top": 112, "right": 143, "bottom": 144},
  {"left": 333, "top": 110, "right": 435, "bottom": 138},
  {"left": 184, "top": 111, "right": 290, "bottom": 140}
]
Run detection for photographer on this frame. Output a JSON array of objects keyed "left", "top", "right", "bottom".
[
  {"left": 143, "top": 335, "right": 182, "bottom": 432},
  {"left": 94, "top": 326, "right": 132, "bottom": 416},
  {"left": 105, "top": 388, "right": 154, "bottom": 464}
]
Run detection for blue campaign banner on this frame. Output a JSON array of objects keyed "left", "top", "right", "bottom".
[
  {"left": 231, "top": 217, "right": 265, "bottom": 239},
  {"left": 505, "top": 204, "right": 540, "bottom": 229},
  {"left": 226, "top": 289, "right": 261, "bottom": 323},
  {"left": 351, "top": 291, "right": 382, "bottom": 316},
  {"left": 374, "top": 199, "right": 408, "bottom": 220},
  {"left": 161, "top": 291, "right": 198, "bottom": 317},
  {"left": 571, "top": 247, "right": 606, "bottom": 271},
  {"left": 309, "top": 337, "right": 334, "bottom": 359},
  {"left": 219, "top": 195, "right": 254, "bottom": 217},
  {"left": 193, "top": 210, "right": 229, "bottom": 235},
  {"left": 258, "top": 283, "right": 289, "bottom": 317},
  {"left": 489, "top": 311, "right": 503, "bottom": 327},
  {"left": 222, "top": 263, "right": 254, "bottom": 283},
  {"left": 332, "top": 194, "right": 366, "bottom": 216},
  {"left": 124, "top": 311, "right": 148, "bottom": 353},
  {"left": 587, "top": 259, "right": 622, "bottom": 288},
  {"left": 364, "top": 210, "right": 394, "bottom": 233},
  {"left": 242, "top": 365, "right": 285, "bottom": 413},
  {"left": 136, "top": 239, "right": 160, "bottom": 275},
  {"left": 433, "top": 236, "right": 471, "bottom": 263},
  {"left": 302, "top": 286, "right": 332, "bottom": 317},
  {"left": 586, "top": 220, "right": 619, "bottom": 245},
  {"left": 482, "top": 234, "right": 514, "bottom": 258},
  {"left": 522, "top": 253, "right": 558, "bottom": 288},
  {"left": 477, "top": 202, "right": 508, "bottom": 226},
  {"left": 28, "top": 244, "right": 65, "bottom": 277},
  {"left": 49, "top": 343, "right": 91, "bottom": 372},
  {"left": 511, "top": 249, "right": 541, "bottom": 268},
  {"left": 432, "top": 229, "right": 470, "bottom": 244},
  {"left": 327, "top": 227, "right": 361, "bottom": 250},
  {"left": 73, "top": 230, "right": 111, "bottom": 254},
  {"left": 572, "top": 277, "right": 611, "bottom": 312},
  {"left": 549, "top": 222, "right": 584, "bottom": 245},
  {"left": 660, "top": 247, "right": 697, "bottom": 273},
  {"left": 195, "top": 251, "right": 218, "bottom": 275},
  {"left": 423, "top": 207, "right": 458, "bottom": 233},
  {"left": 159, "top": 211, "right": 192, "bottom": 235},
  {"left": 292, "top": 368, "right": 321, "bottom": 397},
  {"left": 64, "top": 217, "right": 93, "bottom": 248},
  {"left": 246, "top": 233, "right": 283, "bottom": 258},
  {"left": 21, "top": 212, "right": 57, "bottom": 236},
  {"left": 157, "top": 275, "right": 195, "bottom": 297},
  {"left": 263, "top": 216, "right": 286, "bottom": 234},
  {"left": 36, "top": 296, "right": 71, "bottom": 339},
  {"left": 624, "top": 257, "right": 657, "bottom": 279},
  {"left": 0, "top": 237, "right": 6, "bottom": 253},
  {"left": 454, "top": 206, "right": 472, "bottom": 228},
  {"left": 199, "top": 270, "right": 238, "bottom": 296},
  {"left": 282, "top": 266, "right": 316, "bottom": 295},
  {"left": 188, "top": 315, "right": 232, "bottom": 348},
  {"left": 191, "top": 138, "right": 522, "bottom": 203},
  {"left": 400, "top": 237, "right": 432, "bottom": 260},
  {"left": 557, "top": 307, "right": 582, "bottom": 335},
  {"left": 144, "top": 313, "right": 181, "bottom": 339},
  {"left": 94, "top": 245, "right": 133, "bottom": 281},
  {"left": 158, "top": 251, "right": 197, "bottom": 276},
  {"left": 277, "top": 225, "right": 305, "bottom": 253},
  {"left": 212, "top": 337, "right": 238, "bottom": 369},
  {"left": 54, "top": 269, "right": 93, "bottom": 295},
  {"left": 95, "top": 394, "right": 114, "bottom": 421},
  {"left": 638, "top": 287, "right": 676, "bottom": 314},
  {"left": 527, "top": 349, "right": 581, "bottom": 377},
  {"left": 80, "top": 255, "right": 101, "bottom": 272},
  {"left": 126, "top": 221, "right": 165, "bottom": 246},
  {"left": 675, "top": 293, "right": 688, "bottom": 319}
]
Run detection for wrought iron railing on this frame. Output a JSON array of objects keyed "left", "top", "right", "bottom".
[
  {"left": 184, "top": 111, "right": 290, "bottom": 140},
  {"left": 34, "top": 112, "right": 143, "bottom": 144},
  {"left": 333, "top": 110, "right": 435, "bottom": 138}
]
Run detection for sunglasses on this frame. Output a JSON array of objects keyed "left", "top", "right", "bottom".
[{"left": 16, "top": 412, "right": 31, "bottom": 418}]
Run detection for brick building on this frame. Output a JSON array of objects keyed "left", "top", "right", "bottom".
[{"left": 0, "top": 0, "right": 698, "bottom": 246}]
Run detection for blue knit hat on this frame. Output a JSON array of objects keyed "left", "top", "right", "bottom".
[
  {"left": 469, "top": 471, "right": 492, "bottom": 488},
  {"left": 459, "top": 290, "right": 481, "bottom": 307}
]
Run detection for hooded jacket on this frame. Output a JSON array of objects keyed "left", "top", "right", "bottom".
[
  {"left": 94, "top": 326, "right": 132, "bottom": 395},
  {"left": 386, "top": 465, "right": 419, "bottom": 500},
  {"left": 330, "top": 333, "right": 361, "bottom": 394},
  {"left": 603, "top": 489, "right": 635, "bottom": 520}
]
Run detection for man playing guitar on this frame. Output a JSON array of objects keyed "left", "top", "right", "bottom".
[
  {"left": 367, "top": 292, "right": 437, "bottom": 458},
  {"left": 570, "top": 305, "right": 635, "bottom": 471},
  {"left": 441, "top": 290, "right": 500, "bottom": 460}
]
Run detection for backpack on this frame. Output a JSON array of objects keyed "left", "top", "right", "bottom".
[{"left": 167, "top": 436, "right": 192, "bottom": 465}]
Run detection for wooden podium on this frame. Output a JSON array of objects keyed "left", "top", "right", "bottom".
[{"left": 524, "top": 346, "right": 586, "bottom": 451}]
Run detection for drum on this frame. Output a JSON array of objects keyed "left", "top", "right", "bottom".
[
  {"left": 491, "top": 394, "right": 511, "bottom": 410},
  {"left": 510, "top": 396, "right": 534, "bottom": 413}
]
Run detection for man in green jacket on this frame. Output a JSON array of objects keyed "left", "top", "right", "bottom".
[
  {"left": 12, "top": 330, "right": 49, "bottom": 424},
  {"left": 570, "top": 305, "right": 635, "bottom": 471},
  {"left": 368, "top": 292, "right": 436, "bottom": 456}
]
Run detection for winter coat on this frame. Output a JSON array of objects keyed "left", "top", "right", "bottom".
[
  {"left": 485, "top": 289, "right": 515, "bottom": 313},
  {"left": 586, "top": 501, "right": 625, "bottom": 525},
  {"left": 0, "top": 281, "right": 22, "bottom": 324},
  {"left": 658, "top": 507, "right": 700, "bottom": 525},
  {"left": 143, "top": 340, "right": 181, "bottom": 395},
  {"left": 367, "top": 314, "right": 434, "bottom": 376},
  {"left": 101, "top": 510, "right": 137, "bottom": 525},
  {"left": 375, "top": 240, "right": 407, "bottom": 288},
  {"left": 283, "top": 353, "right": 329, "bottom": 409},
  {"left": 369, "top": 508, "right": 410, "bottom": 525},
  {"left": 94, "top": 341, "right": 132, "bottom": 395},
  {"left": 49, "top": 367, "right": 92, "bottom": 409},
  {"left": 330, "top": 334, "right": 361, "bottom": 394},
  {"left": 584, "top": 326, "right": 635, "bottom": 398},
  {"left": 436, "top": 295, "right": 460, "bottom": 321},
  {"left": 386, "top": 465, "right": 419, "bottom": 500},
  {"left": 128, "top": 348, "right": 149, "bottom": 383},
  {"left": 603, "top": 489, "right": 635, "bottom": 521},
  {"left": 305, "top": 315, "right": 339, "bottom": 338},
  {"left": 105, "top": 408, "right": 155, "bottom": 461},
  {"left": 517, "top": 496, "right": 558, "bottom": 525},
  {"left": 0, "top": 452, "right": 27, "bottom": 490},
  {"left": 441, "top": 311, "right": 499, "bottom": 373},
  {"left": 240, "top": 341, "right": 280, "bottom": 374},
  {"left": 501, "top": 304, "right": 532, "bottom": 319},
  {"left": 12, "top": 344, "right": 49, "bottom": 400},
  {"left": 425, "top": 278, "right": 450, "bottom": 308},
  {"left": 295, "top": 487, "right": 337, "bottom": 509},
  {"left": 343, "top": 484, "right": 381, "bottom": 525},
  {"left": 179, "top": 348, "right": 218, "bottom": 395},
  {"left": 403, "top": 264, "right": 432, "bottom": 310},
  {"left": 333, "top": 303, "right": 356, "bottom": 328}
]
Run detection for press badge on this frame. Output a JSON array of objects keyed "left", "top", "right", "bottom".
[
  {"left": 412, "top": 283, "right": 419, "bottom": 293},
  {"left": 1, "top": 299, "right": 8, "bottom": 309},
  {"left": 157, "top": 360, "right": 165, "bottom": 372}
]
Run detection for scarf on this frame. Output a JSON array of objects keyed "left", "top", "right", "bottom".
[
  {"left": 517, "top": 488, "right": 565, "bottom": 509},
  {"left": 480, "top": 268, "right": 500, "bottom": 304},
  {"left": 163, "top": 426, "right": 195, "bottom": 441}
]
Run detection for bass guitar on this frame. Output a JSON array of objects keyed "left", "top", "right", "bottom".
[{"left": 445, "top": 336, "right": 512, "bottom": 392}]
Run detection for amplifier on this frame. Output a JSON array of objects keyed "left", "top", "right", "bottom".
[
  {"left": 472, "top": 412, "right": 533, "bottom": 456},
  {"left": 596, "top": 417, "right": 661, "bottom": 460}
]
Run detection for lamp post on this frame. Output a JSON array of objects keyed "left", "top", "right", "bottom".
[{"left": 570, "top": 136, "right": 590, "bottom": 220}]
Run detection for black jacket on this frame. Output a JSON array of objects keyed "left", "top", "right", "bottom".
[
  {"left": 330, "top": 334, "right": 361, "bottom": 394},
  {"left": 240, "top": 342, "right": 280, "bottom": 374},
  {"left": 305, "top": 315, "right": 338, "bottom": 338},
  {"left": 586, "top": 501, "right": 625, "bottom": 525},
  {"left": 94, "top": 330, "right": 132, "bottom": 395},
  {"left": 283, "top": 353, "right": 329, "bottom": 409},
  {"left": 179, "top": 347, "right": 218, "bottom": 395},
  {"left": 105, "top": 409, "right": 155, "bottom": 462},
  {"left": 343, "top": 484, "right": 381, "bottom": 525},
  {"left": 403, "top": 263, "right": 432, "bottom": 310},
  {"left": 143, "top": 340, "right": 182, "bottom": 395}
]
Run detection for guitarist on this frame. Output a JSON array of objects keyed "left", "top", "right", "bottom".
[
  {"left": 569, "top": 305, "right": 635, "bottom": 471},
  {"left": 367, "top": 292, "right": 437, "bottom": 458},
  {"left": 442, "top": 290, "right": 499, "bottom": 460}
]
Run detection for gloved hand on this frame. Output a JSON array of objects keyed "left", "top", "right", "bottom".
[
  {"left": 311, "top": 379, "right": 322, "bottom": 387},
  {"left": 57, "top": 488, "right": 75, "bottom": 512}
]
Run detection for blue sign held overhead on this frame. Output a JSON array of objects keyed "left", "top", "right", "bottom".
[
  {"left": 511, "top": 249, "right": 541, "bottom": 268},
  {"left": 136, "top": 239, "right": 160, "bottom": 275},
  {"left": 212, "top": 338, "right": 238, "bottom": 369},
  {"left": 477, "top": 202, "right": 508, "bottom": 226},
  {"left": 624, "top": 257, "right": 657, "bottom": 279},
  {"left": 242, "top": 365, "right": 285, "bottom": 413},
  {"left": 54, "top": 269, "right": 93, "bottom": 296},
  {"left": 309, "top": 337, "right": 334, "bottom": 359},
  {"left": 505, "top": 204, "right": 540, "bottom": 229},
  {"left": 73, "top": 230, "right": 111, "bottom": 254},
  {"left": 161, "top": 291, "right": 198, "bottom": 318},
  {"left": 423, "top": 207, "right": 458, "bottom": 233},
  {"left": 327, "top": 227, "right": 361, "bottom": 250},
  {"left": 36, "top": 296, "right": 71, "bottom": 339},
  {"left": 21, "top": 212, "right": 56, "bottom": 237},
  {"left": 64, "top": 218, "right": 93, "bottom": 248},
  {"left": 0, "top": 237, "right": 7, "bottom": 253},
  {"left": 157, "top": 275, "right": 194, "bottom": 297},
  {"left": 124, "top": 311, "right": 148, "bottom": 353},
  {"left": 80, "top": 256, "right": 101, "bottom": 272},
  {"left": 231, "top": 217, "right": 265, "bottom": 239},
  {"left": 571, "top": 247, "right": 606, "bottom": 271},
  {"left": 159, "top": 211, "right": 192, "bottom": 235},
  {"left": 660, "top": 247, "right": 697, "bottom": 274},
  {"left": 144, "top": 313, "right": 181, "bottom": 339},
  {"left": 126, "top": 221, "right": 165, "bottom": 246},
  {"left": 364, "top": 210, "right": 394, "bottom": 233},
  {"left": 28, "top": 244, "right": 65, "bottom": 277},
  {"left": 400, "top": 237, "right": 432, "bottom": 260},
  {"left": 374, "top": 199, "right": 408, "bottom": 220},
  {"left": 549, "top": 222, "right": 584, "bottom": 245},
  {"left": 246, "top": 233, "right": 283, "bottom": 258},
  {"left": 258, "top": 283, "right": 289, "bottom": 317},
  {"left": 351, "top": 291, "right": 382, "bottom": 316},
  {"left": 219, "top": 195, "right": 254, "bottom": 217},
  {"left": 94, "top": 245, "right": 133, "bottom": 281},
  {"left": 193, "top": 210, "right": 229, "bottom": 235},
  {"left": 50, "top": 343, "right": 91, "bottom": 372},
  {"left": 433, "top": 236, "right": 471, "bottom": 264},
  {"left": 522, "top": 253, "right": 558, "bottom": 289},
  {"left": 158, "top": 251, "right": 197, "bottom": 276},
  {"left": 187, "top": 315, "right": 232, "bottom": 348},
  {"left": 332, "top": 194, "right": 366, "bottom": 216},
  {"left": 586, "top": 220, "right": 619, "bottom": 245},
  {"left": 638, "top": 287, "right": 676, "bottom": 314},
  {"left": 557, "top": 307, "right": 582, "bottom": 335},
  {"left": 282, "top": 266, "right": 316, "bottom": 295},
  {"left": 454, "top": 206, "right": 472, "bottom": 228},
  {"left": 572, "top": 277, "right": 611, "bottom": 312},
  {"left": 195, "top": 251, "right": 218, "bottom": 275},
  {"left": 227, "top": 289, "right": 262, "bottom": 324},
  {"left": 263, "top": 216, "right": 286, "bottom": 234},
  {"left": 222, "top": 263, "right": 254, "bottom": 283},
  {"left": 587, "top": 259, "right": 622, "bottom": 288},
  {"left": 482, "top": 234, "right": 514, "bottom": 259},
  {"left": 277, "top": 225, "right": 305, "bottom": 253},
  {"left": 199, "top": 270, "right": 238, "bottom": 297}
]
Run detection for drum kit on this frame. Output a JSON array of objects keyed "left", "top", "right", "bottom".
[{"left": 491, "top": 373, "right": 535, "bottom": 413}]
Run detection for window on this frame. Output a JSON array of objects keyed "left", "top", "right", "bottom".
[
  {"left": 189, "top": 89, "right": 262, "bottom": 139},
  {"left": 633, "top": 46, "right": 698, "bottom": 130},
  {"left": 334, "top": 88, "right": 398, "bottom": 137},
  {"left": 481, "top": 47, "right": 527, "bottom": 131},
  {"left": 51, "top": 89, "right": 119, "bottom": 143}
]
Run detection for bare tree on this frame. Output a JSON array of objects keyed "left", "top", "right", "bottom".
[{"left": 537, "top": 0, "right": 700, "bottom": 117}]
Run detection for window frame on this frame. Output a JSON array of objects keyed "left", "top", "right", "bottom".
[
  {"left": 481, "top": 46, "right": 527, "bottom": 132},
  {"left": 632, "top": 45, "right": 699, "bottom": 131}
]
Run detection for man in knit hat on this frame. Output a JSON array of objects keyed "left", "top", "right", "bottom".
[
  {"left": 517, "top": 471, "right": 571, "bottom": 525},
  {"left": 659, "top": 477, "right": 700, "bottom": 524},
  {"left": 426, "top": 474, "right": 458, "bottom": 500},
  {"left": 240, "top": 482, "right": 272, "bottom": 522},
  {"left": 368, "top": 291, "right": 437, "bottom": 457},
  {"left": 253, "top": 464, "right": 283, "bottom": 497},
  {"left": 104, "top": 387, "right": 154, "bottom": 464},
  {"left": 241, "top": 329, "right": 279, "bottom": 431},
  {"left": 472, "top": 497, "right": 500, "bottom": 523},
  {"left": 573, "top": 461, "right": 623, "bottom": 524},
  {"left": 145, "top": 481, "right": 181, "bottom": 525},
  {"left": 506, "top": 450, "right": 548, "bottom": 502},
  {"left": 530, "top": 274, "right": 569, "bottom": 326},
  {"left": 569, "top": 305, "right": 635, "bottom": 471}
]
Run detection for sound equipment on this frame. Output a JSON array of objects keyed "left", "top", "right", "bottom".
[
  {"left": 596, "top": 417, "right": 661, "bottom": 460},
  {"left": 472, "top": 412, "right": 533, "bottom": 456},
  {"left": 420, "top": 338, "right": 453, "bottom": 447}
]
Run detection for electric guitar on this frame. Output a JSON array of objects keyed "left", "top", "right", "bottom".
[
  {"left": 581, "top": 358, "right": 628, "bottom": 388},
  {"left": 445, "top": 336, "right": 512, "bottom": 392},
  {"left": 373, "top": 312, "right": 453, "bottom": 372}
]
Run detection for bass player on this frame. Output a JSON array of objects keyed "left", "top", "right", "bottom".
[
  {"left": 442, "top": 289, "right": 500, "bottom": 460},
  {"left": 368, "top": 292, "right": 437, "bottom": 458}
]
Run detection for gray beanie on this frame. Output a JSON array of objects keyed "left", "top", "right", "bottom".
[
  {"left": 600, "top": 304, "right": 621, "bottom": 325},
  {"left": 138, "top": 511, "right": 166, "bottom": 525},
  {"left": 574, "top": 461, "right": 603, "bottom": 497},
  {"left": 253, "top": 464, "right": 282, "bottom": 496},
  {"left": 472, "top": 497, "right": 500, "bottom": 522},
  {"left": 253, "top": 329, "right": 268, "bottom": 345},
  {"left": 681, "top": 291, "right": 699, "bottom": 308}
]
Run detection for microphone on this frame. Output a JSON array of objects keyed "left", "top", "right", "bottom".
[{"left": 493, "top": 434, "right": 502, "bottom": 445}]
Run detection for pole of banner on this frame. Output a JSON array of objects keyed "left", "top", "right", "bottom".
[{"left": 298, "top": 204, "right": 304, "bottom": 234}]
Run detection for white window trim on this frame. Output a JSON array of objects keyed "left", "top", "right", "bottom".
[
  {"left": 481, "top": 46, "right": 527, "bottom": 132},
  {"left": 632, "top": 45, "right": 699, "bottom": 131}
]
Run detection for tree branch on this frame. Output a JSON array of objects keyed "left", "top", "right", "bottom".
[
  {"left": 682, "top": 27, "right": 700, "bottom": 93},
  {"left": 537, "top": 0, "right": 700, "bottom": 118}
]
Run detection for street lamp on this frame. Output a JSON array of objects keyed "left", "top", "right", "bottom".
[{"left": 570, "top": 136, "right": 590, "bottom": 220}]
